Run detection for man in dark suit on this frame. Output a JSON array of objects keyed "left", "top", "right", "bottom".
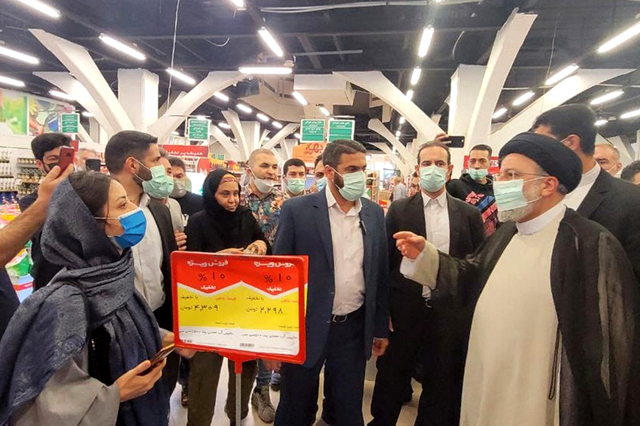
[
  {"left": 533, "top": 104, "right": 640, "bottom": 280},
  {"left": 105, "top": 130, "right": 180, "bottom": 389},
  {"left": 370, "top": 141, "right": 485, "bottom": 426},
  {"left": 271, "top": 139, "right": 390, "bottom": 426}
]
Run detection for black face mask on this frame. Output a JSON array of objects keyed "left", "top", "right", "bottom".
[{"left": 44, "top": 163, "right": 58, "bottom": 173}]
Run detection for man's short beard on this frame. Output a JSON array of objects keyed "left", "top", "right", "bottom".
[{"left": 498, "top": 203, "right": 534, "bottom": 222}]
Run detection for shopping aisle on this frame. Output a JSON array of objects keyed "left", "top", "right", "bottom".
[{"left": 168, "top": 359, "right": 420, "bottom": 426}]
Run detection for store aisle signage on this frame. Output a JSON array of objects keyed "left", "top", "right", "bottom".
[
  {"left": 188, "top": 119, "right": 210, "bottom": 141},
  {"left": 60, "top": 113, "right": 79, "bottom": 134},
  {"left": 328, "top": 119, "right": 355, "bottom": 142},
  {"left": 300, "top": 119, "right": 325, "bottom": 142},
  {"left": 292, "top": 142, "right": 328, "bottom": 164},
  {"left": 163, "top": 144, "right": 209, "bottom": 158}
]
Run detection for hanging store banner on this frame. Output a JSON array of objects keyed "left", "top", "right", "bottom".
[
  {"left": 292, "top": 142, "right": 328, "bottom": 164},
  {"left": 327, "top": 119, "right": 355, "bottom": 142},
  {"left": 60, "top": 113, "right": 79, "bottom": 134},
  {"left": 188, "top": 119, "right": 210, "bottom": 141},
  {"left": 162, "top": 144, "right": 209, "bottom": 158},
  {"left": 172, "top": 251, "right": 308, "bottom": 364},
  {"left": 300, "top": 119, "right": 325, "bottom": 142}
]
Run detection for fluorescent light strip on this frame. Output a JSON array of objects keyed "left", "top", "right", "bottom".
[
  {"left": 258, "top": 27, "right": 284, "bottom": 57},
  {"left": 213, "top": 92, "right": 230, "bottom": 102},
  {"left": 395, "top": 131, "right": 401, "bottom": 138},
  {"left": 620, "top": 108, "right": 640, "bottom": 120},
  {"left": 256, "top": 113, "right": 270, "bottom": 122},
  {"left": 16, "top": 0, "right": 60, "bottom": 18},
  {"left": 399, "top": 116, "right": 406, "bottom": 125},
  {"left": 272, "top": 121, "right": 283, "bottom": 129},
  {"left": 319, "top": 106, "right": 331, "bottom": 116},
  {"left": 0, "top": 45, "right": 39, "bottom": 65},
  {"left": 418, "top": 27, "right": 435, "bottom": 58},
  {"left": 411, "top": 67, "right": 422, "bottom": 85},
  {"left": 594, "top": 119, "right": 608, "bottom": 127},
  {"left": 166, "top": 68, "right": 196, "bottom": 86},
  {"left": 512, "top": 91, "right": 535, "bottom": 106},
  {"left": 195, "top": 115, "right": 206, "bottom": 120},
  {"left": 171, "top": 131, "right": 180, "bottom": 136},
  {"left": 49, "top": 90, "right": 75, "bottom": 101},
  {"left": 230, "top": 0, "right": 245, "bottom": 8},
  {"left": 99, "top": 34, "right": 146, "bottom": 61},
  {"left": 492, "top": 107, "right": 508, "bottom": 119},
  {"left": 292, "top": 91, "right": 308, "bottom": 106},
  {"left": 237, "top": 103, "right": 253, "bottom": 113},
  {"left": 239, "top": 66, "right": 292, "bottom": 75},
  {"left": 590, "top": 90, "right": 624, "bottom": 106},
  {"left": 598, "top": 21, "right": 640, "bottom": 54},
  {"left": 219, "top": 122, "right": 231, "bottom": 129},
  {"left": 545, "top": 64, "right": 579, "bottom": 86},
  {"left": 294, "top": 133, "right": 301, "bottom": 139},
  {"left": 0, "top": 75, "right": 25, "bottom": 88},
  {"left": 82, "top": 111, "right": 94, "bottom": 118},
  {"left": 406, "top": 89, "right": 414, "bottom": 101}
]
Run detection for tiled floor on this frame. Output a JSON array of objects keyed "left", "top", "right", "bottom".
[{"left": 169, "top": 358, "right": 420, "bottom": 426}]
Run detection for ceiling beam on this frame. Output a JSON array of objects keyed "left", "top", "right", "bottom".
[{"left": 296, "top": 35, "right": 322, "bottom": 70}]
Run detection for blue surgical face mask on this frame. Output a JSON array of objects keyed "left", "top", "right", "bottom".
[
  {"left": 419, "top": 165, "right": 447, "bottom": 193},
  {"left": 332, "top": 168, "right": 366, "bottom": 201},
  {"left": 468, "top": 168, "right": 488, "bottom": 182},
  {"left": 493, "top": 177, "right": 544, "bottom": 212},
  {"left": 96, "top": 208, "right": 147, "bottom": 249},
  {"left": 316, "top": 177, "right": 328, "bottom": 191},
  {"left": 135, "top": 160, "right": 174, "bottom": 199}
]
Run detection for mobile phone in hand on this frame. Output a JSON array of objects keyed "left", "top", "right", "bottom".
[
  {"left": 443, "top": 135, "right": 465, "bottom": 148},
  {"left": 140, "top": 344, "right": 175, "bottom": 375},
  {"left": 57, "top": 146, "right": 75, "bottom": 175}
]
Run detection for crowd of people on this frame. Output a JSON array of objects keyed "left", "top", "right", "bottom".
[{"left": 0, "top": 102, "right": 639, "bottom": 426}]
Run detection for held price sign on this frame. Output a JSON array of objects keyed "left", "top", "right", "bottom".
[
  {"left": 172, "top": 251, "right": 308, "bottom": 364},
  {"left": 188, "top": 119, "right": 210, "bottom": 141},
  {"left": 300, "top": 119, "right": 325, "bottom": 142},
  {"left": 328, "top": 119, "right": 355, "bottom": 142},
  {"left": 60, "top": 113, "right": 79, "bottom": 134}
]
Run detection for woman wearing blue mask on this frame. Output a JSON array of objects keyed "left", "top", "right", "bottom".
[{"left": 0, "top": 172, "right": 173, "bottom": 426}]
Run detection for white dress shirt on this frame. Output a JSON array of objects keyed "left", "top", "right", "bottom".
[
  {"left": 132, "top": 194, "right": 166, "bottom": 311},
  {"left": 421, "top": 191, "right": 450, "bottom": 298},
  {"left": 563, "top": 163, "right": 600, "bottom": 210},
  {"left": 326, "top": 188, "right": 366, "bottom": 315}
]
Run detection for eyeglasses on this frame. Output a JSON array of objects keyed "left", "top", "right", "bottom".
[{"left": 494, "top": 171, "right": 549, "bottom": 181}]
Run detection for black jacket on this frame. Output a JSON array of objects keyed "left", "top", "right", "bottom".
[
  {"left": 18, "top": 192, "right": 62, "bottom": 291},
  {"left": 447, "top": 173, "right": 499, "bottom": 236},
  {"left": 173, "top": 192, "right": 203, "bottom": 218},
  {"left": 185, "top": 208, "right": 268, "bottom": 254},
  {"left": 577, "top": 168, "right": 640, "bottom": 281},
  {"left": 147, "top": 199, "right": 179, "bottom": 331}
]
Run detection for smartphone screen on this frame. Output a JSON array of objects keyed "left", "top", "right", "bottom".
[
  {"left": 141, "top": 344, "right": 175, "bottom": 375},
  {"left": 57, "top": 146, "right": 75, "bottom": 174},
  {"left": 85, "top": 159, "right": 102, "bottom": 172}
]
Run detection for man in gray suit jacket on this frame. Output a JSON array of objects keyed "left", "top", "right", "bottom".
[{"left": 271, "top": 140, "right": 390, "bottom": 426}]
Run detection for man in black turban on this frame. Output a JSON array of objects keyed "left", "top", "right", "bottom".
[{"left": 394, "top": 132, "right": 640, "bottom": 426}]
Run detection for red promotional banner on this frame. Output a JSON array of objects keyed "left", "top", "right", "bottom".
[
  {"left": 292, "top": 142, "right": 328, "bottom": 164},
  {"left": 171, "top": 251, "right": 308, "bottom": 365},
  {"left": 162, "top": 144, "right": 209, "bottom": 158}
]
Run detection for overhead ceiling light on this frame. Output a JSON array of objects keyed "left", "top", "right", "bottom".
[
  {"left": 258, "top": 27, "right": 284, "bottom": 57},
  {"left": 410, "top": 67, "right": 422, "bottom": 85},
  {"left": 171, "top": 131, "right": 180, "bottom": 136},
  {"left": 49, "top": 90, "right": 75, "bottom": 101},
  {"left": 256, "top": 113, "right": 270, "bottom": 122},
  {"left": 230, "top": 0, "right": 245, "bottom": 8},
  {"left": 399, "top": 116, "right": 406, "bottom": 124},
  {"left": 319, "top": 106, "right": 331, "bottom": 116},
  {"left": 492, "top": 107, "right": 508, "bottom": 119},
  {"left": 406, "top": 89, "right": 414, "bottom": 101},
  {"left": 294, "top": 133, "right": 301, "bottom": 139},
  {"left": 594, "top": 119, "right": 608, "bottom": 127},
  {"left": 218, "top": 122, "right": 231, "bottom": 129},
  {"left": 236, "top": 103, "right": 253, "bottom": 113},
  {"left": 598, "top": 21, "right": 640, "bottom": 54},
  {"left": 99, "top": 34, "right": 146, "bottom": 61},
  {"left": 213, "top": 92, "right": 230, "bottom": 103},
  {"left": 239, "top": 66, "right": 292, "bottom": 75},
  {"left": 418, "top": 26, "right": 435, "bottom": 58},
  {"left": 395, "top": 130, "right": 401, "bottom": 138},
  {"left": 292, "top": 91, "right": 308, "bottom": 106},
  {"left": 620, "top": 108, "right": 640, "bottom": 120},
  {"left": 0, "top": 45, "right": 40, "bottom": 65},
  {"left": 15, "top": 0, "right": 61, "bottom": 18},
  {"left": 82, "top": 111, "right": 94, "bottom": 118},
  {"left": 166, "top": 68, "right": 196, "bottom": 86},
  {"left": 195, "top": 115, "right": 207, "bottom": 120},
  {"left": 590, "top": 90, "right": 624, "bottom": 106},
  {"left": 272, "top": 121, "right": 283, "bottom": 129},
  {"left": 512, "top": 91, "right": 535, "bottom": 106},
  {"left": 0, "top": 75, "right": 25, "bottom": 88},
  {"left": 545, "top": 64, "right": 579, "bottom": 86}
]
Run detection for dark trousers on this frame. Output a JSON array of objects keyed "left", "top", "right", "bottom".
[
  {"left": 370, "top": 293, "right": 428, "bottom": 426},
  {"left": 275, "top": 307, "right": 366, "bottom": 426},
  {"left": 162, "top": 352, "right": 180, "bottom": 398}
]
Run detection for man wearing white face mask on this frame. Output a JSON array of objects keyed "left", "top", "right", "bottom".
[
  {"left": 270, "top": 139, "right": 390, "bottom": 426},
  {"left": 371, "top": 141, "right": 484, "bottom": 426},
  {"left": 395, "top": 132, "right": 640, "bottom": 426}
]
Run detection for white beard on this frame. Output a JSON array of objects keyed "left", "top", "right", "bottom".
[{"left": 498, "top": 203, "right": 534, "bottom": 222}]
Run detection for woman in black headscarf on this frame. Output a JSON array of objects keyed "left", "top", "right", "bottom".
[
  {"left": 185, "top": 168, "right": 268, "bottom": 426},
  {"left": 0, "top": 172, "right": 170, "bottom": 425}
]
